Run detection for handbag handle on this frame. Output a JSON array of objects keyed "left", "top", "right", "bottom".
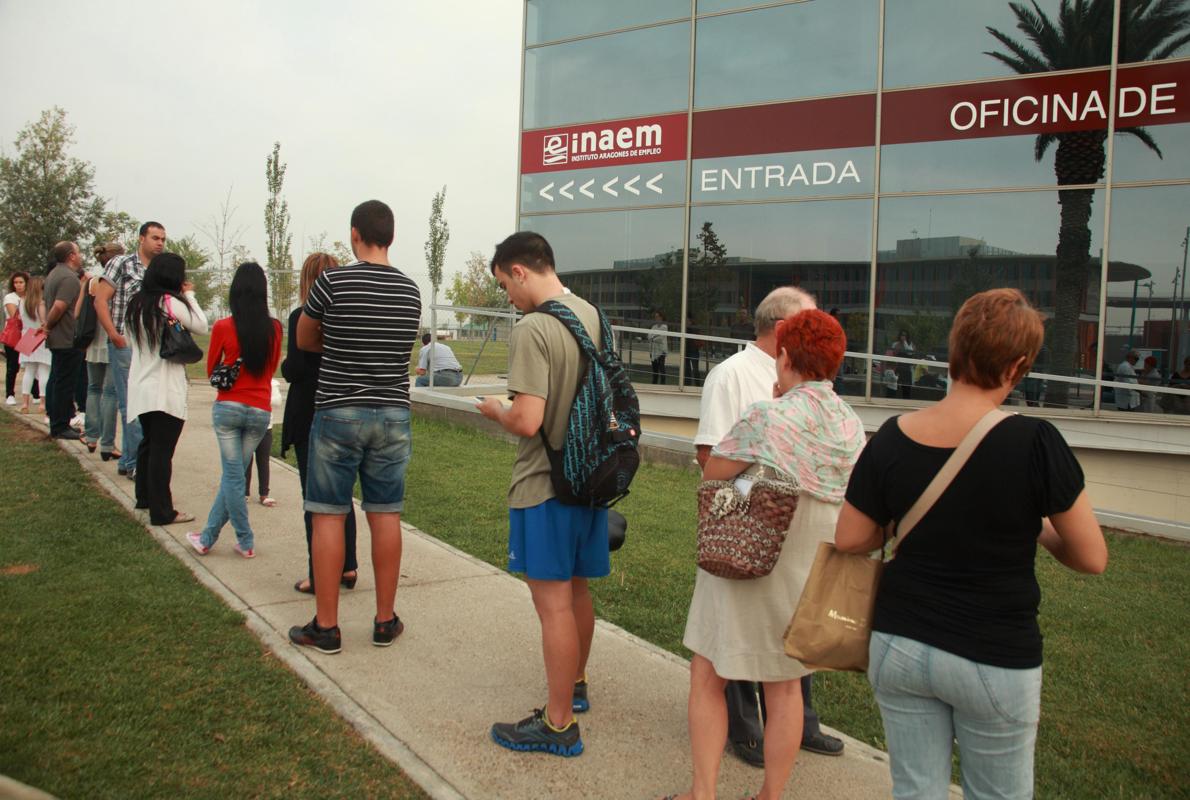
[{"left": 892, "top": 408, "right": 1010, "bottom": 552}]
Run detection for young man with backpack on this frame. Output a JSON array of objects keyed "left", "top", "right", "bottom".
[{"left": 477, "top": 231, "right": 638, "bottom": 757}]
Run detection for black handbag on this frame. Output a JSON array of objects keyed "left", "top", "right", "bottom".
[
  {"left": 158, "top": 296, "right": 203, "bottom": 364},
  {"left": 72, "top": 279, "right": 98, "bottom": 350},
  {"left": 209, "top": 357, "right": 242, "bottom": 391}
]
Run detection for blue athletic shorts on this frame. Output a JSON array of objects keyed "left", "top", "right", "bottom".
[{"left": 508, "top": 498, "right": 611, "bottom": 581}]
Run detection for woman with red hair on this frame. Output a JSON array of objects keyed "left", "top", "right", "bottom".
[
  {"left": 836, "top": 288, "right": 1106, "bottom": 799},
  {"left": 668, "top": 308, "right": 865, "bottom": 800}
]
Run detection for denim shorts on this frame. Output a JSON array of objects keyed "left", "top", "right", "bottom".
[
  {"left": 305, "top": 405, "right": 411, "bottom": 514},
  {"left": 509, "top": 498, "right": 610, "bottom": 581}
]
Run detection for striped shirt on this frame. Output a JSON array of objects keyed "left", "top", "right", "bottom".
[
  {"left": 303, "top": 260, "right": 421, "bottom": 409},
  {"left": 101, "top": 253, "right": 146, "bottom": 336}
]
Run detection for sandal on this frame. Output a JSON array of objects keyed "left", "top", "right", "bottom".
[
  {"left": 294, "top": 578, "right": 314, "bottom": 594},
  {"left": 166, "top": 511, "right": 195, "bottom": 524},
  {"left": 259, "top": 496, "right": 277, "bottom": 507}
]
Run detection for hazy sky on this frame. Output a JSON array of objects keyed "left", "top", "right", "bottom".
[{"left": 0, "top": 0, "right": 523, "bottom": 303}]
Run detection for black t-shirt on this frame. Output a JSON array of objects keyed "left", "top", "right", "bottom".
[{"left": 845, "top": 414, "right": 1084, "bottom": 668}]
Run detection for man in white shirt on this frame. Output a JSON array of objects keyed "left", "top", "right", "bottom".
[
  {"left": 1115, "top": 351, "right": 1141, "bottom": 411},
  {"left": 414, "top": 333, "right": 463, "bottom": 387},
  {"left": 694, "top": 286, "right": 846, "bottom": 766}
]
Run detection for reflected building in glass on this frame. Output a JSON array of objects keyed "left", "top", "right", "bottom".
[{"left": 517, "top": 0, "right": 1190, "bottom": 419}]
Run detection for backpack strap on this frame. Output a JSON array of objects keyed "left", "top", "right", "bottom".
[{"left": 534, "top": 299, "right": 604, "bottom": 358}]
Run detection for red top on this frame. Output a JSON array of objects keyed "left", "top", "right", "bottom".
[{"left": 207, "top": 317, "right": 282, "bottom": 411}]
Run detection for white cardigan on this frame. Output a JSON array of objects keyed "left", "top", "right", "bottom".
[{"left": 127, "top": 291, "right": 208, "bottom": 421}]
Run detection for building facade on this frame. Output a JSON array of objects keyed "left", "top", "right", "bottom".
[{"left": 517, "top": 0, "right": 1190, "bottom": 418}]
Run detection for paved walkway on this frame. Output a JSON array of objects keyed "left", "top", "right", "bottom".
[{"left": 9, "top": 384, "right": 951, "bottom": 799}]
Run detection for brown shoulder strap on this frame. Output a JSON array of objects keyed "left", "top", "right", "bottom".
[{"left": 894, "top": 408, "right": 1010, "bottom": 551}]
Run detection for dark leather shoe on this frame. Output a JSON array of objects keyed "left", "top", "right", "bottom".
[
  {"left": 731, "top": 738, "right": 764, "bottom": 768},
  {"left": 801, "top": 730, "right": 845, "bottom": 756},
  {"left": 52, "top": 430, "right": 81, "bottom": 440}
]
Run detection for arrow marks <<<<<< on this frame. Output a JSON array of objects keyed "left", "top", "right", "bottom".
[{"left": 538, "top": 173, "right": 663, "bottom": 203}]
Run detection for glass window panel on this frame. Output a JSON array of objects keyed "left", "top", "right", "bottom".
[
  {"left": 697, "top": 0, "right": 774, "bottom": 13},
  {"left": 520, "top": 208, "right": 686, "bottom": 385},
  {"left": 524, "top": 24, "right": 690, "bottom": 130},
  {"left": 876, "top": 191, "right": 1106, "bottom": 410},
  {"left": 883, "top": 0, "right": 1086, "bottom": 90},
  {"left": 881, "top": 135, "right": 1066, "bottom": 192},
  {"left": 695, "top": 1, "right": 877, "bottom": 108},
  {"left": 1113, "top": 121, "right": 1190, "bottom": 182},
  {"left": 1119, "top": 2, "right": 1190, "bottom": 65},
  {"left": 688, "top": 199, "right": 873, "bottom": 392},
  {"left": 527, "top": 0, "right": 689, "bottom": 45},
  {"left": 1106, "top": 185, "right": 1190, "bottom": 416}
]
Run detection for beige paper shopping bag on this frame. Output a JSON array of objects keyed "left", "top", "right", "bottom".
[{"left": 783, "top": 542, "right": 882, "bottom": 672}]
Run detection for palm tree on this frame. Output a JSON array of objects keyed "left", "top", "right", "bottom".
[{"left": 986, "top": 0, "right": 1190, "bottom": 408}]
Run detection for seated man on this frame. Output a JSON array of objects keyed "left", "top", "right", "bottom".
[{"left": 415, "top": 332, "right": 463, "bottom": 387}]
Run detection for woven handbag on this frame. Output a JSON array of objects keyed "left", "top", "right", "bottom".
[{"left": 696, "top": 466, "right": 800, "bottom": 579}]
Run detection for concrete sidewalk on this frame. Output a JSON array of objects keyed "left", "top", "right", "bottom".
[{"left": 13, "top": 383, "right": 938, "bottom": 800}]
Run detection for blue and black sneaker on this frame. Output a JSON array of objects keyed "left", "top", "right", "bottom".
[
  {"left": 572, "top": 678, "right": 589, "bottom": 713},
  {"left": 490, "top": 708, "right": 583, "bottom": 757}
]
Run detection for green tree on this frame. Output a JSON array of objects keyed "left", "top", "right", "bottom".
[
  {"left": 264, "top": 142, "right": 295, "bottom": 315},
  {"left": 307, "top": 232, "right": 354, "bottom": 267},
  {"left": 688, "top": 221, "right": 731, "bottom": 326},
  {"left": 168, "top": 235, "right": 217, "bottom": 313},
  {"left": 0, "top": 107, "right": 110, "bottom": 276},
  {"left": 445, "top": 250, "right": 505, "bottom": 326},
  {"left": 986, "top": 0, "right": 1190, "bottom": 406},
  {"left": 424, "top": 186, "right": 450, "bottom": 312}
]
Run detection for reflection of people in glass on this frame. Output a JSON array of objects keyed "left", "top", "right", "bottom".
[
  {"left": 1169, "top": 358, "right": 1190, "bottom": 415},
  {"left": 1023, "top": 344, "right": 1048, "bottom": 407},
  {"left": 684, "top": 315, "right": 702, "bottom": 386},
  {"left": 1138, "top": 355, "right": 1163, "bottom": 413},
  {"left": 892, "top": 330, "right": 915, "bottom": 399},
  {"left": 1115, "top": 351, "right": 1141, "bottom": 411},
  {"left": 836, "top": 288, "right": 1107, "bottom": 800},
  {"left": 649, "top": 310, "right": 668, "bottom": 384}
]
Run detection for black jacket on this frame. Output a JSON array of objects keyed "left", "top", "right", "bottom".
[{"left": 280, "top": 307, "right": 320, "bottom": 455}]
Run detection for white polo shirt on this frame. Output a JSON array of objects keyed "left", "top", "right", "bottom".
[{"left": 694, "top": 342, "right": 776, "bottom": 449}]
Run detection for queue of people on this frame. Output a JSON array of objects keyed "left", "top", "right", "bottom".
[{"left": 6, "top": 211, "right": 1115, "bottom": 800}]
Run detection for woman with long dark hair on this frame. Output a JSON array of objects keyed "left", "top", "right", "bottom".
[
  {"left": 126, "top": 252, "right": 208, "bottom": 525},
  {"left": 5, "top": 271, "right": 31, "bottom": 406},
  {"left": 187, "top": 262, "right": 282, "bottom": 559},
  {"left": 281, "top": 253, "right": 358, "bottom": 593}
]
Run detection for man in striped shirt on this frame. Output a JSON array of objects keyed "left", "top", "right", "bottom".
[{"left": 288, "top": 200, "right": 422, "bottom": 655}]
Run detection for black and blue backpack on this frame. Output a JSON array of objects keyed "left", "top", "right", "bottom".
[{"left": 534, "top": 299, "right": 642, "bottom": 507}]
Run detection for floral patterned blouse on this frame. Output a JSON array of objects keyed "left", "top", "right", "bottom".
[{"left": 712, "top": 380, "right": 866, "bottom": 504}]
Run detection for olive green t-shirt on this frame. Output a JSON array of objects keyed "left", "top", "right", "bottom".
[{"left": 506, "top": 293, "right": 602, "bottom": 509}]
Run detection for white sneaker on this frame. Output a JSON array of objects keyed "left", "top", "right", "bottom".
[
  {"left": 5, "top": 395, "right": 14, "bottom": 406},
  {"left": 70, "top": 413, "right": 85, "bottom": 430}
]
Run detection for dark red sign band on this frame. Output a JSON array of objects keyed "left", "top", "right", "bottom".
[{"left": 521, "top": 113, "right": 687, "bottom": 174}]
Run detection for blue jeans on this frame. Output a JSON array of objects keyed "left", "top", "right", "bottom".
[
  {"left": 84, "top": 361, "right": 118, "bottom": 451},
  {"left": 108, "top": 341, "right": 143, "bottom": 471},
  {"left": 868, "top": 632, "right": 1043, "bottom": 800},
  {"left": 415, "top": 369, "right": 463, "bottom": 387},
  {"left": 305, "top": 405, "right": 411, "bottom": 514},
  {"left": 200, "top": 401, "right": 271, "bottom": 550}
]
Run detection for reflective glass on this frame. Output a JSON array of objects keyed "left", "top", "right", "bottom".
[
  {"left": 527, "top": 0, "right": 689, "bottom": 45},
  {"left": 880, "top": 135, "right": 1065, "bottom": 192},
  {"left": 523, "top": 24, "right": 690, "bottom": 129},
  {"left": 695, "top": 0, "right": 878, "bottom": 108},
  {"left": 883, "top": 0, "right": 1082, "bottom": 90},
  {"left": 1106, "top": 185, "right": 1190, "bottom": 416},
  {"left": 692, "top": 147, "right": 875, "bottom": 201},
  {"left": 876, "top": 191, "right": 1106, "bottom": 410},
  {"left": 521, "top": 161, "right": 687, "bottom": 214},
  {"left": 687, "top": 200, "right": 873, "bottom": 392},
  {"left": 697, "top": 0, "right": 776, "bottom": 13},
  {"left": 1113, "top": 121, "right": 1190, "bottom": 182},
  {"left": 1119, "top": 1, "right": 1190, "bottom": 64},
  {"left": 522, "top": 208, "right": 686, "bottom": 385}
]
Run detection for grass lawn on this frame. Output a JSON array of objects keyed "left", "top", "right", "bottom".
[
  {"left": 393, "top": 414, "right": 1189, "bottom": 800},
  {"left": 0, "top": 413, "right": 426, "bottom": 799}
]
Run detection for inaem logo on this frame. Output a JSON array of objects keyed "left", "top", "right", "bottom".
[{"left": 543, "top": 134, "right": 569, "bottom": 166}]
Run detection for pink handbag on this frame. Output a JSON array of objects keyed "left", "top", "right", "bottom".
[{"left": 15, "top": 327, "right": 46, "bottom": 356}]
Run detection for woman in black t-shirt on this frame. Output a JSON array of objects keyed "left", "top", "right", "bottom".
[{"left": 835, "top": 289, "right": 1107, "bottom": 800}]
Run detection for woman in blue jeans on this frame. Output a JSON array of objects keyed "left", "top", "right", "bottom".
[
  {"left": 836, "top": 289, "right": 1108, "bottom": 800},
  {"left": 187, "top": 263, "right": 282, "bottom": 559}
]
